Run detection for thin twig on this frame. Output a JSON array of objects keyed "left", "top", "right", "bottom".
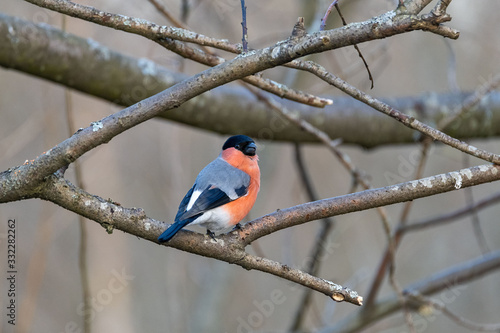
[
  {"left": 431, "top": 0, "right": 453, "bottom": 17},
  {"left": 181, "top": 0, "right": 189, "bottom": 23},
  {"left": 333, "top": 2, "right": 374, "bottom": 88},
  {"left": 240, "top": 0, "right": 248, "bottom": 52},
  {"left": 320, "top": 0, "right": 338, "bottom": 31},
  {"left": 390, "top": 275, "right": 416, "bottom": 333},
  {"left": 463, "top": 154, "right": 491, "bottom": 254},
  {"left": 147, "top": 0, "right": 185, "bottom": 28},
  {"left": 386, "top": 142, "right": 431, "bottom": 331}
]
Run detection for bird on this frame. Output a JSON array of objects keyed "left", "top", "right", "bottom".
[{"left": 158, "top": 135, "right": 260, "bottom": 243}]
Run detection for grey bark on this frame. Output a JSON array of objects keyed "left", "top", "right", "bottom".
[{"left": 1, "top": 13, "right": 498, "bottom": 148}]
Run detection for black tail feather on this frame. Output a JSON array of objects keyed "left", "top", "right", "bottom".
[{"left": 158, "top": 218, "right": 194, "bottom": 243}]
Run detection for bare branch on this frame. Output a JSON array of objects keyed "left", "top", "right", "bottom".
[
  {"left": 240, "top": 0, "right": 248, "bottom": 52},
  {"left": 6, "top": 162, "right": 497, "bottom": 308},
  {"left": 33, "top": 174, "right": 363, "bottom": 306},
  {"left": 320, "top": 0, "right": 338, "bottom": 31},
  {"left": 289, "top": 61, "right": 500, "bottom": 164},
  {"left": 247, "top": 82, "right": 393, "bottom": 248},
  {"left": 3, "top": 14, "right": 496, "bottom": 148},
  {"left": 365, "top": 69, "right": 498, "bottom": 309},
  {"left": 240, "top": 164, "right": 500, "bottom": 244},
  {"left": 398, "top": 0, "right": 434, "bottom": 15},
  {"left": 147, "top": 0, "right": 185, "bottom": 28},
  {"left": 23, "top": 0, "right": 235, "bottom": 50},
  {"left": 21, "top": 1, "right": 329, "bottom": 108},
  {"left": 401, "top": 191, "right": 500, "bottom": 233},
  {"left": 159, "top": 37, "right": 332, "bottom": 107},
  {"left": 20, "top": 0, "right": 459, "bottom": 115},
  {"left": 20, "top": 164, "right": 498, "bottom": 307},
  {"left": 1, "top": 3, "right": 469, "bottom": 201},
  {"left": 326, "top": 249, "right": 500, "bottom": 333}
]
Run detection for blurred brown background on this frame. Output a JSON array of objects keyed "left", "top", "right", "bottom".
[{"left": 1, "top": 0, "right": 499, "bottom": 332}]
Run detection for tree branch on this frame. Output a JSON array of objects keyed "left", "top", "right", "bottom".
[
  {"left": 9, "top": 164, "right": 497, "bottom": 307},
  {"left": 158, "top": 36, "right": 332, "bottom": 107},
  {"left": 289, "top": 61, "right": 500, "bottom": 164},
  {"left": 398, "top": 0, "right": 434, "bottom": 15},
  {"left": 5, "top": 161, "right": 497, "bottom": 316},
  {"left": 364, "top": 68, "right": 500, "bottom": 308},
  {"left": 324, "top": 249, "right": 500, "bottom": 333},
  {"left": 32, "top": 173, "right": 363, "bottom": 306},
  {"left": 240, "top": 164, "right": 500, "bottom": 244},
  {"left": 2, "top": 0, "right": 498, "bottom": 328},
  {"left": 0, "top": 4, "right": 467, "bottom": 201},
  {"left": 21, "top": 2, "right": 330, "bottom": 108},
  {"left": 1, "top": 14, "right": 490, "bottom": 149}
]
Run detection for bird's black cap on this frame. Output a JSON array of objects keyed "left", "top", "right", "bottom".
[{"left": 222, "top": 135, "right": 257, "bottom": 156}]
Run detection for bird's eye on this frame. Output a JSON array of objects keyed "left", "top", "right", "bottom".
[{"left": 235, "top": 144, "right": 241, "bottom": 150}]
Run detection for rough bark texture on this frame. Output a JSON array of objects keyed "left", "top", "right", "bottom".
[{"left": 2, "top": 13, "right": 494, "bottom": 148}]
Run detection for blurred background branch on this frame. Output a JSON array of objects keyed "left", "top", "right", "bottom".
[
  {"left": 2, "top": 13, "right": 500, "bottom": 147},
  {"left": 324, "top": 249, "right": 500, "bottom": 333}
]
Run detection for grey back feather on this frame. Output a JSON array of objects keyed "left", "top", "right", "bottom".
[{"left": 194, "top": 155, "right": 250, "bottom": 199}]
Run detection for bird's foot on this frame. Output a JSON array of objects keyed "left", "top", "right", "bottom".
[
  {"left": 206, "top": 229, "right": 217, "bottom": 240},
  {"left": 232, "top": 223, "right": 243, "bottom": 231}
]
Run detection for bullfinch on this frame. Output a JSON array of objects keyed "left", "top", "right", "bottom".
[{"left": 158, "top": 135, "right": 260, "bottom": 242}]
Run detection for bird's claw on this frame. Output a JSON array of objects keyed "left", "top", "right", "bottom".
[
  {"left": 232, "top": 223, "right": 243, "bottom": 231},
  {"left": 206, "top": 229, "right": 217, "bottom": 240}
]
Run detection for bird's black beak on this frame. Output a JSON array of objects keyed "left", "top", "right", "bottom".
[{"left": 244, "top": 142, "right": 257, "bottom": 156}]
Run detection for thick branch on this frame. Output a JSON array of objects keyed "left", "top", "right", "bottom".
[
  {"left": 2, "top": 14, "right": 496, "bottom": 148},
  {"left": 23, "top": 0, "right": 458, "bottom": 49},
  {"left": 33, "top": 174, "right": 363, "bottom": 305},
  {"left": 19, "top": 164, "right": 500, "bottom": 307},
  {"left": 240, "top": 164, "right": 500, "bottom": 244}
]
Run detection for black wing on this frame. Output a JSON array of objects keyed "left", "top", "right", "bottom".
[
  {"left": 174, "top": 185, "right": 195, "bottom": 222},
  {"left": 176, "top": 184, "right": 248, "bottom": 221}
]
